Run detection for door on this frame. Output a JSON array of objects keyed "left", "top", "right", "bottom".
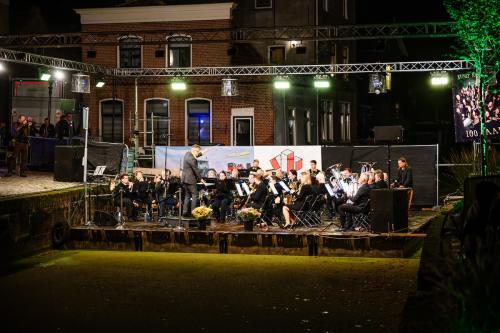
[{"left": 233, "top": 116, "right": 253, "bottom": 146}]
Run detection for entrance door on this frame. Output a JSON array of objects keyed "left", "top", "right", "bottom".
[{"left": 233, "top": 117, "right": 253, "bottom": 146}]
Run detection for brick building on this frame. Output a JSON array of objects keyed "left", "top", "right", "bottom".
[{"left": 75, "top": 0, "right": 356, "bottom": 150}]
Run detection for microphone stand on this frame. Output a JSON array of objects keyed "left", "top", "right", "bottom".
[
  {"left": 116, "top": 188, "right": 125, "bottom": 230},
  {"left": 175, "top": 188, "right": 185, "bottom": 231}
]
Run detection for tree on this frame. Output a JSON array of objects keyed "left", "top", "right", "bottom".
[{"left": 444, "top": 0, "right": 500, "bottom": 176}]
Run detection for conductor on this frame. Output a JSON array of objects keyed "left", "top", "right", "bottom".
[{"left": 182, "top": 144, "right": 204, "bottom": 217}]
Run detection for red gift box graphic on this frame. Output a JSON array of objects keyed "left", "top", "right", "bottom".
[{"left": 269, "top": 149, "right": 303, "bottom": 172}]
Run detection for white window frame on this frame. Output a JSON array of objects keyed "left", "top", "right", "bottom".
[
  {"left": 268, "top": 44, "right": 286, "bottom": 64},
  {"left": 342, "top": 0, "right": 348, "bottom": 20},
  {"left": 287, "top": 107, "right": 298, "bottom": 146},
  {"left": 255, "top": 0, "right": 273, "bottom": 9},
  {"left": 143, "top": 98, "right": 170, "bottom": 146},
  {"left": 185, "top": 98, "right": 212, "bottom": 146},
  {"left": 99, "top": 98, "right": 125, "bottom": 143},
  {"left": 231, "top": 107, "right": 255, "bottom": 146},
  {"left": 323, "top": 0, "right": 329, "bottom": 12},
  {"left": 166, "top": 34, "right": 192, "bottom": 68},
  {"left": 116, "top": 35, "right": 143, "bottom": 69}
]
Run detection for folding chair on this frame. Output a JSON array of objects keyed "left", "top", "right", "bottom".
[
  {"left": 291, "top": 195, "right": 314, "bottom": 227},
  {"left": 352, "top": 199, "right": 372, "bottom": 232}
]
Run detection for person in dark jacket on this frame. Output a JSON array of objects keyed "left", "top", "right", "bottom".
[
  {"left": 372, "top": 169, "right": 388, "bottom": 189},
  {"left": 7, "top": 115, "right": 30, "bottom": 177},
  {"left": 247, "top": 174, "right": 267, "bottom": 209},
  {"left": 113, "top": 173, "right": 137, "bottom": 221},
  {"left": 55, "top": 114, "right": 70, "bottom": 139},
  {"left": 338, "top": 173, "right": 371, "bottom": 231},
  {"left": 181, "top": 144, "right": 204, "bottom": 217},
  {"left": 394, "top": 157, "right": 413, "bottom": 188},
  {"left": 39, "top": 118, "right": 55, "bottom": 138},
  {"left": 282, "top": 172, "right": 313, "bottom": 228},
  {"left": 212, "top": 171, "right": 232, "bottom": 222}
]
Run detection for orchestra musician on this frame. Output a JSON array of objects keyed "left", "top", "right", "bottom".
[
  {"left": 373, "top": 169, "right": 388, "bottom": 189},
  {"left": 154, "top": 169, "right": 179, "bottom": 219},
  {"left": 308, "top": 160, "right": 321, "bottom": 178},
  {"left": 181, "top": 144, "right": 204, "bottom": 217},
  {"left": 247, "top": 174, "right": 267, "bottom": 209},
  {"left": 393, "top": 157, "right": 413, "bottom": 189},
  {"left": 287, "top": 169, "right": 299, "bottom": 191},
  {"left": 113, "top": 173, "right": 137, "bottom": 221},
  {"left": 212, "top": 171, "right": 232, "bottom": 223},
  {"left": 248, "top": 159, "right": 262, "bottom": 173},
  {"left": 132, "top": 171, "right": 151, "bottom": 212},
  {"left": 282, "top": 171, "right": 313, "bottom": 229},
  {"left": 338, "top": 173, "right": 370, "bottom": 231},
  {"left": 313, "top": 171, "right": 335, "bottom": 218}
]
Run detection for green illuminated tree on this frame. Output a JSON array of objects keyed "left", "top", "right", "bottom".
[{"left": 444, "top": 0, "right": 500, "bottom": 175}]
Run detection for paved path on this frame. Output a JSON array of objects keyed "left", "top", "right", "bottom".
[
  {"left": 0, "top": 171, "right": 81, "bottom": 199},
  {"left": 0, "top": 251, "right": 419, "bottom": 333}
]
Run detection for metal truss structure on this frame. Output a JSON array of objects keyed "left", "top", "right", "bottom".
[
  {"left": 0, "top": 48, "right": 472, "bottom": 77},
  {"left": 0, "top": 48, "right": 110, "bottom": 74},
  {"left": 0, "top": 22, "right": 455, "bottom": 49}
]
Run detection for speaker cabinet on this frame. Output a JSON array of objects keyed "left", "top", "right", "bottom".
[
  {"left": 54, "top": 146, "right": 84, "bottom": 182},
  {"left": 374, "top": 125, "right": 403, "bottom": 143},
  {"left": 370, "top": 189, "right": 408, "bottom": 233}
]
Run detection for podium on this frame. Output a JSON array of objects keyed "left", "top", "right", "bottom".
[{"left": 370, "top": 189, "right": 408, "bottom": 233}]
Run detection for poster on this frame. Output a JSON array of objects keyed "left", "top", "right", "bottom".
[
  {"left": 155, "top": 146, "right": 254, "bottom": 177},
  {"left": 253, "top": 146, "right": 322, "bottom": 174},
  {"left": 453, "top": 73, "right": 500, "bottom": 142}
]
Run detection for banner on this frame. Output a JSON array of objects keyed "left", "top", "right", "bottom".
[
  {"left": 253, "top": 146, "right": 322, "bottom": 173},
  {"left": 156, "top": 146, "right": 254, "bottom": 177},
  {"left": 453, "top": 73, "right": 500, "bottom": 142}
]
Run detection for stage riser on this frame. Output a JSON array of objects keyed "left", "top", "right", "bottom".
[
  {"left": 69, "top": 229, "right": 427, "bottom": 258},
  {"left": 0, "top": 188, "right": 84, "bottom": 263}
]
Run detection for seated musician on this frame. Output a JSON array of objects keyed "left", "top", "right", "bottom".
[
  {"left": 132, "top": 171, "right": 151, "bottom": 213},
  {"left": 366, "top": 171, "right": 376, "bottom": 188},
  {"left": 308, "top": 160, "right": 322, "bottom": 178},
  {"left": 247, "top": 174, "right": 267, "bottom": 209},
  {"left": 282, "top": 172, "right": 313, "bottom": 229},
  {"left": 338, "top": 173, "right": 370, "bottom": 231},
  {"left": 372, "top": 169, "right": 388, "bottom": 189},
  {"left": 248, "top": 159, "right": 262, "bottom": 173},
  {"left": 212, "top": 171, "right": 232, "bottom": 223},
  {"left": 287, "top": 169, "right": 299, "bottom": 191},
  {"left": 313, "top": 171, "right": 335, "bottom": 218},
  {"left": 154, "top": 169, "right": 179, "bottom": 218},
  {"left": 206, "top": 168, "right": 217, "bottom": 179},
  {"left": 114, "top": 173, "right": 137, "bottom": 221},
  {"left": 392, "top": 157, "right": 413, "bottom": 188}
]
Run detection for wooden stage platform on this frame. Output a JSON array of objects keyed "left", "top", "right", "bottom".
[{"left": 70, "top": 211, "right": 435, "bottom": 258}]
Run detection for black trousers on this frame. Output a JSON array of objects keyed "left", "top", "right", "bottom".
[
  {"left": 212, "top": 197, "right": 230, "bottom": 221},
  {"left": 339, "top": 203, "right": 364, "bottom": 229},
  {"left": 115, "top": 197, "right": 136, "bottom": 219},
  {"left": 182, "top": 183, "right": 199, "bottom": 215}
]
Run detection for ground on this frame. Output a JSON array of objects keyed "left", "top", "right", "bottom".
[
  {"left": 0, "top": 171, "right": 81, "bottom": 199},
  {"left": 0, "top": 251, "right": 419, "bottom": 333}
]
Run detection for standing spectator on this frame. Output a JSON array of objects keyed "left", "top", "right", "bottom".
[
  {"left": 27, "top": 117, "right": 38, "bottom": 137},
  {"left": 39, "top": 118, "right": 55, "bottom": 138},
  {"left": 55, "top": 114, "right": 69, "bottom": 139},
  {"left": 66, "top": 113, "right": 75, "bottom": 138},
  {"left": 7, "top": 114, "right": 30, "bottom": 177}
]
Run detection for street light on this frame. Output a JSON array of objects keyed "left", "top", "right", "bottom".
[
  {"left": 171, "top": 78, "right": 187, "bottom": 91},
  {"left": 430, "top": 71, "right": 449, "bottom": 86},
  {"left": 54, "top": 70, "right": 65, "bottom": 81},
  {"left": 274, "top": 76, "right": 290, "bottom": 90},
  {"left": 313, "top": 75, "right": 331, "bottom": 88}
]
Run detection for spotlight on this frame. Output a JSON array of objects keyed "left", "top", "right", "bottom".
[
  {"left": 430, "top": 71, "right": 449, "bottom": 86},
  {"left": 0, "top": 63, "right": 5, "bottom": 72},
  {"left": 171, "top": 78, "right": 186, "bottom": 91},
  {"left": 96, "top": 78, "right": 105, "bottom": 88},
  {"left": 368, "top": 73, "right": 386, "bottom": 94},
  {"left": 54, "top": 70, "right": 65, "bottom": 81},
  {"left": 313, "top": 75, "right": 330, "bottom": 89},
  {"left": 40, "top": 71, "right": 51, "bottom": 81},
  {"left": 274, "top": 76, "right": 290, "bottom": 90}
]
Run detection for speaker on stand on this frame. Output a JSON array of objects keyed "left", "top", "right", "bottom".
[{"left": 370, "top": 189, "right": 408, "bottom": 233}]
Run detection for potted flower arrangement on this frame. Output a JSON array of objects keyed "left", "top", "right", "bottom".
[
  {"left": 237, "top": 207, "right": 262, "bottom": 231},
  {"left": 191, "top": 206, "right": 213, "bottom": 230}
]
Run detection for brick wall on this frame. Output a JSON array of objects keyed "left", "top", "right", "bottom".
[{"left": 81, "top": 19, "right": 274, "bottom": 146}]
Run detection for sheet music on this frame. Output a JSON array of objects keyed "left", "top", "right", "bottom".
[
  {"left": 324, "top": 183, "right": 335, "bottom": 197},
  {"left": 270, "top": 183, "right": 279, "bottom": 195},
  {"left": 93, "top": 166, "right": 106, "bottom": 176},
  {"left": 235, "top": 183, "right": 244, "bottom": 197},
  {"left": 279, "top": 181, "right": 290, "bottom": 193},
  {"left": 241, "top": 183, "right": 251, "bottom": 195},
  {"left": 341, "top": 180, "right": 349, "bottom": 193}
]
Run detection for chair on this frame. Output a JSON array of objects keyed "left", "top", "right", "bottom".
[
  {"left": 407, "top": 188, "right": 414, "bottom": 210},
  {"left": 302, "top": 195, "right": 326, "bottom": 227},
  {"left": 291, "top": 195, "right": 314, "bottom": 227},
  {"left": 352, "top": 199, "right": 372, "bottom": 232}
]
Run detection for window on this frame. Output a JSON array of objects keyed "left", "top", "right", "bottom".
[
  {"left": 340, "top": 101, "right": 351, "bottom": 142},
  {"left": 145, "top": 99, "right": 169, "bottom": 146},
  {"left": 342, "top": 0, "right": 348, "bottom": 19},
  {"left": 304, "top": 109, "right": 312, "bottom": 144},
  {"left": 233, "top": 117, "right": 253, "bottom": 146},
  {"left": 323, "top": 0, "right": 329, "bottom": 12},
  {"left": 100, "top": 100, "right": 123, "bottom": 143},
  {"left": 287, "top": 107, "right": 297, "bottom": 145},
  {"left": 118, "top": 37, "right": 142, "bottom": 68},
  {"left": 187, "top": 99, "right": 211, "bottom": 145},
  {"left": 255, "top": 0, "right": 272, "bottom": 9},
  {"left": 269, "top": 45, "right": 286, "bottom": 65},
  {"left": 320, "top": 100, "right": 334, "bottom": 142},
  {"left": 167, "top": 35, "right": 191, "bottom": 68}
]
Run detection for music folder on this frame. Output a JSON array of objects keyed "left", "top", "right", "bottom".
[
  {"left": 241, "top": 183, "right": 251, "bottom": 195},
  {"left": 269, "top": 183, "right": 279, "bottom": 195},
  {"left": 324, "top": 183, "right": 335, "bottom": 197},
  {"left": 235, "top": 183, "right": 244, "bottom": 197},
  {"left": 279, "top": 181, "right": 290, "bottom": 193}
]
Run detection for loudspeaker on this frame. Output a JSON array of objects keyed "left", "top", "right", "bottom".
[
  {"left": 54, "top": 146, "right": 84, "bottom": 182},
  {"left": 94, "top": 210, "right": 117, "bottom": 227},
  {"left": 370, "top": 189, "right": 408, "bottom": 233},
  {"left": 374, "top": 125, "right": 403, "bottom": 143}
]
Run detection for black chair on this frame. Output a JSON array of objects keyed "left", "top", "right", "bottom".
[{"left": 351, "top": 199, "right": 372, "bottom": 232}]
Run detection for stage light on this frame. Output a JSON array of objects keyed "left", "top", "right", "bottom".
[
  {"left": 274, "top": 76, "right": 290, "bottom": 90},
  {"left": 368, "top": 73, "right": 386, "bottom": 94},
  {"left": 0, "top": 63, "right": 5, "bottom": 72},
  {"left": 430, "top": 71, "right": 449, "bottom": 86},
  {"left": 96, "top": 78, "right": 105, "bottom": 88},
  {"left": 40, "top": 72, "right": 51, "bottom": 81},
  {"left": 54, "top": 70, "right": 65, "bottom": 81},
  {"left": 313, "top": 75, "right": 330, "bottom": 88},
  {"left": 171, "top": 78, "right": 186, "bottom": 91}
]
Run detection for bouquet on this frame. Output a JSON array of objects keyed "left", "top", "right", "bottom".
[
  {"left": 191, "top": 206, "right": 213, "bottom": 219},
  {"left": 237, "top": 207, "right": 262, "bottom": 221}
]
